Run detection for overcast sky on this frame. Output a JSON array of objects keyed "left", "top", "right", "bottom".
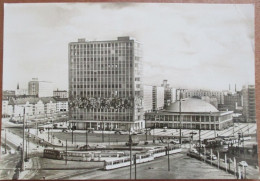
[{"left": 3, "top": 3, "right": 255, "bottom": 92}]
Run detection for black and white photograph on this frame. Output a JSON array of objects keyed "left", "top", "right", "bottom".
[{"left": 0, "top": 2, "right": 259, "bottom": 180}]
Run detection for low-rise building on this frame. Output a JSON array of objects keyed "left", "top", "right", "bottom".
[
  {"left": 54, "top": 97, "right": 68, "bottom": 112},
  {"left": 53, "top": 89, "right": 68, "bottom": 98},
  {"left": 145, "top": 98, "right": 233, "bottom": 130}
]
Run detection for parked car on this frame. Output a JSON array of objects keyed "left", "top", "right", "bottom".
[
  {"left": 239, "top": 161, "right": 248, "bottom": 167},
  {"left": 207, "top": 155, "right": 217, "bottom": 160}
]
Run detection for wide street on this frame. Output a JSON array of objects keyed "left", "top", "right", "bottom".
[
  {"left": 63, "top": 152, "right": 235, "bottom": 180},
  {"left": 0, "top": 117, "right": 259, "bottom": 180}
]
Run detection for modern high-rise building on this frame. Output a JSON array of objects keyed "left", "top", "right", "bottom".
[
  {"left": 242, "top": 85, "right": 256, "bottom": 122},
  {"left": 152, "top": 86, "right": 164, "bottom": 111},
  {"left": 143, "top": 85, "right": 153, "bottom": 112},
  {"left": 28, "top": 78, "right": 53, "bottom": 97},
  {"left": 68, "top": 37, "right": 144, "bottom": 131},
  {"left": 161, "top": 80, "right": 176, "bottom": 107}
]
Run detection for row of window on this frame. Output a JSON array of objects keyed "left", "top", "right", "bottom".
[
  {"left": 72, "top": 84, "right": 124, "bottom": 88},
  {"left": 70, "top": 42, "right": 133, "bottom": 49},
  {"left": 71, "top": 77, "right": 133, "bottom": 81},
  {"left": 70, "top": 56, "right": 136, "bottom": 62},
  {"left": 70, "top": 49, "right": 133, "bottom": 55},
  {"left": 71, "top": 91, "right": 133, "bottom": 97}
]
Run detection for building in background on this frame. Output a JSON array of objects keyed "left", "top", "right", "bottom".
[
  {"left": 183, "top": 89, "right": 224, "bottom": 105},
  {"left": 161, "top": 80, "right": 176, "bottom": 107},
  {"left": 242, "top": 85, "right": 256, "bottom": 122},
  {"left": 2, "top": 97, "right": 11, "bottom": 117},
  {"left": 3, "top": 90, "right": 16, "bottom": 99},
  {"left": 201, "top": 96, "right": 218, "bottom": 108},
  {"left": 28, "top": 78, "right": 53, "bottom": 97},
  {"left": 143, "top": 85, "right": 153, "bottom": 112},
  {"left": 145, "top": 97, "right": 233, "bottom": 130},
  {"left": 7, "top": 97, "right": 61, "bottom": 119},
  {"left": 15, "top": 83, "right": 28, "bottom": 96},
  {"left": 68, "top": 37, "right": 144, "bottom": 131},
  {"left": 152, "top": 86, "right": 164, "bottom": 111},
  {"left": 53, "top": 89, "right": 68, "bottom": 98},
  {"left": 223, "top": 91, "right": 242, "bottom": 112},
  {"left": 54, "top": 97, "right": 68, "bottom": 112}
]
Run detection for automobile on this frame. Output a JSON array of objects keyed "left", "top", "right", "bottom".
[
  {"left": 28, "top": 134, "right": 32, "bottom": 138},
  {"left": 39, "top": 139, "right": 44, "bottom": 143},
  {"left": 132, "top": 132, "right": 137, "bottom": 135},
  {"left": 207, "top": 155, "right": 217, "bottom": 160},
  {"left": 9, "top": 150, "right": 15, "bottom": 154},
  {"left": 126, "top": 142, "right": 139, "bottom": 146},
  {"left": 95, "top": 145, "right": 106, "bottom": 149},
  {"left": 226, "top": 158, "right": 233, "bottom": 163},
  {"left": 239, "top": 161, "right": 248, "bottom": 167},
  {"left": 190, "top": 149, "right": 198, "bottom": 154},
  {"left": 115, "top": 130, "right": 122, "bottom": 135}
]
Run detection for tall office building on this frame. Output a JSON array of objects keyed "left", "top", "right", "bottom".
[
  {"left": 152, "top": 86, "right": 164, "bottom": 111},
  {"left": 28, "top": 78, "right": 53, "bottom": 97},
  {"left": 161, "top": 80, "right": 176, "bottom": 107},
  {"left": 242, "top": 85, "right": 256, "bottom": 122},
  {"left": 68, "top": 37, "right": 144, "bottom": 131}
]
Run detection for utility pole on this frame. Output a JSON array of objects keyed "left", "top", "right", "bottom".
[
  {"left": 168, "top": 142, "right": 170, "bottom": 171},
  {"left": 199, "top": 128, "right": 201, "bottom": 156},
  {"left": 72, "top": 129, "right": 74, "bottom": 144},
  {"left": 26, "top": 120, "right": 28, "bottom": 161},
  {"left": 179, "top": 91, "right": 182, "bottom": 145},
  {"left": 129, "top": 133, "right": 132, "bottom": 180},
  {"left": 21, "top": 107, "right": 26, "bottom": 171},
  {"left": 134, "top": 154, "right": 137, "bottom": 180},
  {"left": 5, "top": 129, "right": 7, "bottom": 154},
  {"left": 48, "top": 128, "right": 50, "bottom": 142},
  {"left": 27, "top": 128, "right": 30, "bottom": 160},
  {"left": 102, "top": 121, "right": 104, "bottom": 142},
  {"left": 153, "top": 123, "right": 155, "bottom": 143},
  {"left": 65, "top": 139, "right": 67, "bottom": 165},
  {"left": 86, "top": 128, "right": 88, "bottom": 150}
]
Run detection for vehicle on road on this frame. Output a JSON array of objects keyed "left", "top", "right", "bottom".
[
  {"left": 239, "top": 161, "right": 248, "bottom": 167},
  {"left": 207, "top": 155, "right": 217, "bottom": 160}
]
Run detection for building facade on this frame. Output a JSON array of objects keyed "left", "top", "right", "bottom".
[
  {"left": 68, "top": 37, "right": 144, "bottom": 131},
  {"left": 161, "top": 80, "right": 176, "bottom": 107},
  {"left": 242, "top": 85, "right": 256, "bottom": 122},
  {"left": 152, "top": 86, "right": 164, "bottom": 111},
  {"left": 8, "top": 97, "right": 61, "bottom": 119},
  {"left": 53, "top": 89, "right": 68, "bottom": 98},
  {"left": 223, "top": 92, "right": 242, "bottom": 112},
  {"left": 183, "top": 89, "right": 224, "bottom": 105},
  {"left": 28, "top": 78, "right": 53, "bottom": 97},
  {"left": 143, "top": 85, "right": 153, "bottom": 112},
  {"left": 54, "top": 97, "right": 68, "bottom": 112},
  {"left": 145, "top": 98, "right": 233, "bottom": 130}
]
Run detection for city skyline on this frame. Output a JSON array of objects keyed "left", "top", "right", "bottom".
[{"left": 4, "top": 3, "right": 254, "bottom": 91}]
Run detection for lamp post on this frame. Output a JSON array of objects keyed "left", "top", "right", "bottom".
[
  {"left": 21, "top": 107, "right": 26, "bottom": 171},
  {"left": 102, "top": 121, "right": 104, "bottom": 143},
  {"left": 129, "top": 132, "right": 133, "bottom": 180}
]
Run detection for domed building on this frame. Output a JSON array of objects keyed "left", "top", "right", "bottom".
[{"left": 145, "top": 98, "right": 233, "bottom": 130}]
